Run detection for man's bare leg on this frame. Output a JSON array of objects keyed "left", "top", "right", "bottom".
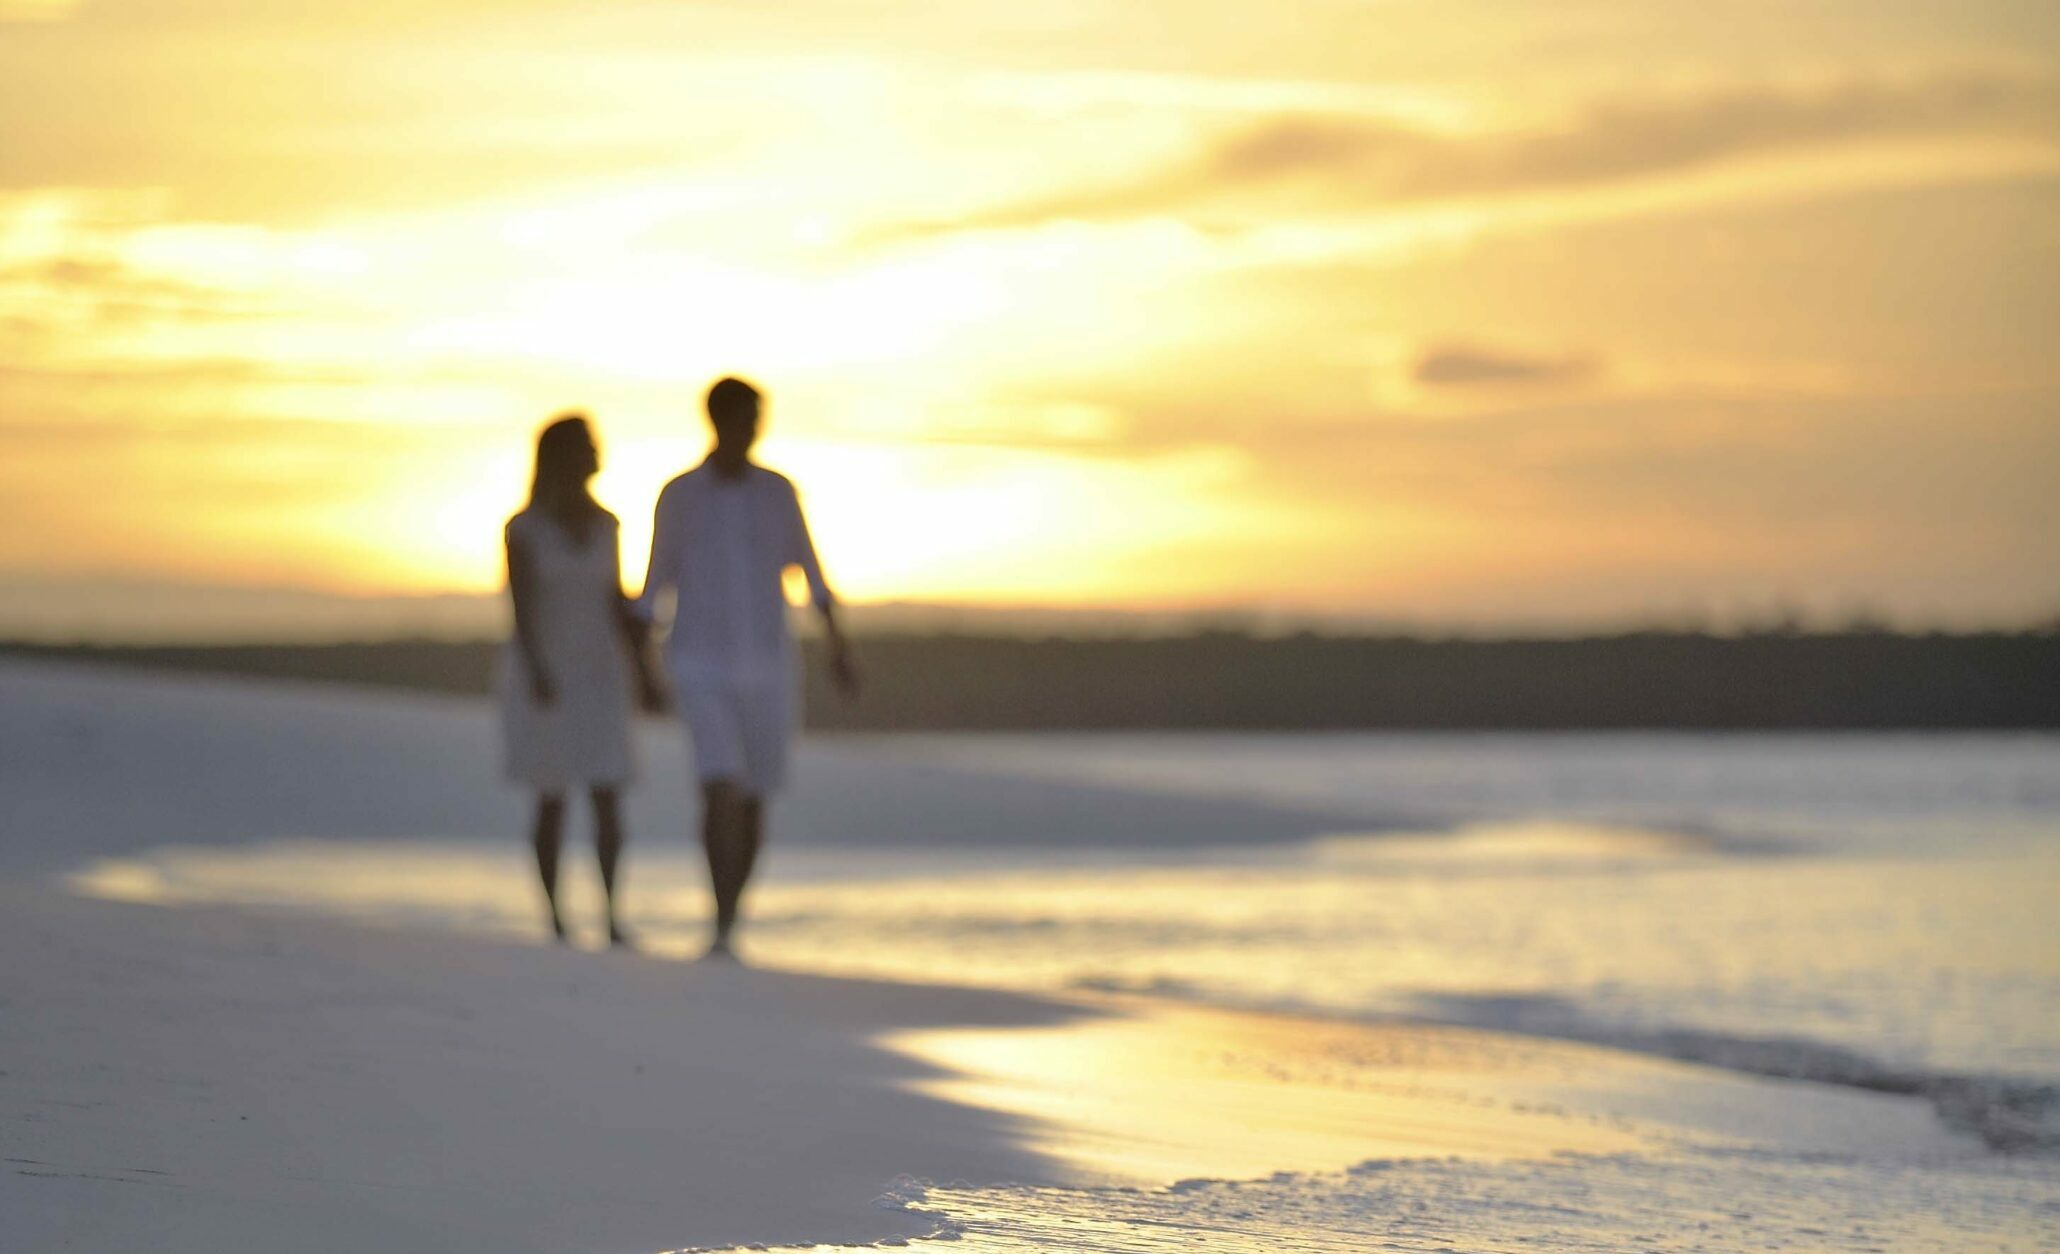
[
  {"left": 592, "top": 786, "right": 631, "bottom": 948},
  {"left": 531, "top": 793, "right": 568, "bottom": 942},
  {"left": 725, "top": 794, "right": 765, "bottom": 949},
  {"left": 701, "top": 779, "right": 749, "bottom": 955}
]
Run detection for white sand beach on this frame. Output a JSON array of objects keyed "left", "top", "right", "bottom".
[
  {"left": 3, "top": 883, "right": 1060, "bottom": 1251},
  {"left": 3, "top": 661, "right": 2055, "bottom": 1252}
]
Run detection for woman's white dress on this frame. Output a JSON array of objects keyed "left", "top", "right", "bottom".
[{"left": 496, "top": 507, "right": 636, "bottom": 789}]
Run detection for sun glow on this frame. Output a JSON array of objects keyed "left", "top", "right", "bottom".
[
  {"left": 0, "top": 170, "right": 1326, "bottom": 607},
  {"left": 322, "top": 427, "right": 1313, "bottom": 607}
]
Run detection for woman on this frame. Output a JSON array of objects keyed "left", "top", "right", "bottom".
[{"left": 499, "top": 413, "right": 661, "bottom": 946}]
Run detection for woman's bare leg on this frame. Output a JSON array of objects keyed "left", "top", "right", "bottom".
[
  {"left": 592, "top": 786, "right": 630, "bottom": 947},
  {"left": 734, "top": 795, "right": 765, "bottom": 899},
  {"left": 531, "top": 792, "right": 568, "bottom": 942}
]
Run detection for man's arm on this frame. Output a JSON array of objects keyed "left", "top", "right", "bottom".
[
  {"left": 788, "top": 484, "right": 858, "bottom": 697},
  {"left": 817, "top": 599, "right": 858, "bottom": 697}
]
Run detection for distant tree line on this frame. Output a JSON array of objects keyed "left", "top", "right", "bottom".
[{"left": 8, "top": 630, "right": 2056, "bottom": 729}]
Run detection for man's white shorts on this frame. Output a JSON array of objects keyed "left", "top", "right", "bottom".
[{"left": 676, "top": 678, "right": 794, "bottom": 797}]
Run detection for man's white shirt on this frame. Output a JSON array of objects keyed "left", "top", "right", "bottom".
[{"left": 632, "top": 461, "right": 831, "bottom": 688}]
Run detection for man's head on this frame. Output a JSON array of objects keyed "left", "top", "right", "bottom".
[{"left": 705, "top": 376, "right": 762, "bottom": 473}]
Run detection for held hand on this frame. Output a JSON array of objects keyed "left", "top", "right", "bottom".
[
  {"left": 620, "top": 605, "right": 653, "bottom": 650},
  {"left": 829, "top": 639, "right": 861, "bottom": 699},
  {"left": 636, "top": 664, "right": 669, "bottom": 715},
  {"left": 530, "top": 667, "right": 557, "bottom": 707}
]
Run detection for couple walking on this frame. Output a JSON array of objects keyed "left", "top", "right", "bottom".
[{"left": 497, "top": 376, "right": 857, "bottom": 958}]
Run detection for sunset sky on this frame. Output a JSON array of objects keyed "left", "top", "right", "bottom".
[{"left": 4, "top": 0, "right": 2057, "bottom": 637}]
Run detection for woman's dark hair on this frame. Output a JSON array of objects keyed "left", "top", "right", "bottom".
[{"left": 528, "top": 412, "right": 603, "bottom": 543}]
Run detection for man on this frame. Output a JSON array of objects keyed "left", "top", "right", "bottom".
[{"left": 633, "top": 376, "right": 859, "bottom": 958}]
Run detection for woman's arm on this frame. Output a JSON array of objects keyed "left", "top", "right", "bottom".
[
  {"left": 609, "top": 520, "right": 666, "bottom": 712},
  {"left": 629, "top": 483, "right": 682, "bottom": 630},
  {"left": 506, "top": 526, "right": 555, "bottom": 705}
]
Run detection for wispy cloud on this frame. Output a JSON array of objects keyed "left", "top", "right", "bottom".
[
  {"left": 883, "top": 70, "right": 2060, "bottom": 239},
  {"left": 0, "top": 257, "right": 283, "bottom": 331},
  {"left": 1413, "top": 344, "right": 1598, "bottom": 389}
]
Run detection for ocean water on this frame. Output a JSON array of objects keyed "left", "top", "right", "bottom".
[
  {"left": 19, "top": 667, "right": 2057, "bottom": 1250},
  {"left": 737, "top": 735, "right": 2060, "bottom": 1139}
]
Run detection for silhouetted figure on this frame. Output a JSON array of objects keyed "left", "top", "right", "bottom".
[
  {"left": 633, "top": 377, "right": 858, "bottom": 959},
  {"left": 499, "top": 414, "right": 663, "bottom": 946}
]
